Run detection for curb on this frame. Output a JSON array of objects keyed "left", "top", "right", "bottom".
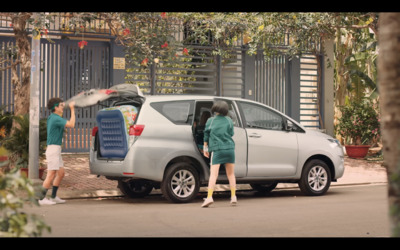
[{"left": 58, "top": 181, "right": 388, "bottom": 200}]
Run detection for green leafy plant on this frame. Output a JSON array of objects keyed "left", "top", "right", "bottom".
[
  {"left": 336, "top": 100, "right": 380, "bottom": 145},
  {"left": 0, "top": 168, "right": 51, "bottom": 237},
  {"left": 0, "top": 105, "right": 13, "bottom": 139},
  {"left": 0, "top": 114, "right": 47, "bottom": 168}
]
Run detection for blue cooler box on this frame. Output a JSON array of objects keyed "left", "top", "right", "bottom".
[{"left": 96, "top": 105, "right": 138, "bottom": 158}]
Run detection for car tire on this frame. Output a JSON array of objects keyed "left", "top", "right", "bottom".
[
  {"left": 118, "top": 179, "right": 153, "bottom": 198},
  {"left": 250, "top": 182, "right": 278, "bottom": 194},
  {"left": 161, "top": 162, "right": 200, "bottom": 203},
  {"left": 299, "top": 159, "right": 331, "bottom": 196}
]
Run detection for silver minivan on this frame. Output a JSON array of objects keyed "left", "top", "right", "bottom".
[{"left": 84, "top": 83, "right": 344, "bottom": 203}]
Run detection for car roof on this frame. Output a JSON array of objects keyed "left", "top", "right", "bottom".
[
  {"left": 144, "top": 95, "right": 243, "bottom": 102},
  {"left": 143, "top": 95, "right": 280, "bottom": 110}
]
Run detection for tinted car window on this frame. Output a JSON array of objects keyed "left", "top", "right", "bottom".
[
  {"left": 151, "top": 101, "right": 194, "bottom": 125},
  {"left": 214, "top": 99, "right": 240, "bottom": 127},
  {"left": 238, "top": 101, "right": 284, "bottom": 131}
]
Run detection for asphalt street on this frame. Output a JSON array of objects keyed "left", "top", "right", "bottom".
[{"left": 23, "top": 184, "right": 390, "bottom": 237}]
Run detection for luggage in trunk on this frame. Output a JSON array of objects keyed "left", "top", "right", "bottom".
[{"left": 96, "top": 105, "right": 138, "bottom": 159}]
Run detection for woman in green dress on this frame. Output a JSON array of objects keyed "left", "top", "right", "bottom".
[{"left": 202, "top": 101, "right": 236, "bottom": 207}]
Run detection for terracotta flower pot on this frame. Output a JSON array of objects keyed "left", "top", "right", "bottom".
[
  {"left": 20, "top": 168, "right": 46, "bottom": 179},
  {"left": 345, "top": 145, "right": 371, "bottom": 159}
]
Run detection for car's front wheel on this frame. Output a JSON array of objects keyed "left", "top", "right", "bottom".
[
  {"left": 299, "top": 159, "right": 331, "bottom": 196},
  {"left": 161, "top": 162, "right": 200, "bottom": 203}
]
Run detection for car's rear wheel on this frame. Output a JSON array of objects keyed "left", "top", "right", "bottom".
[
  {"left": 161, "top": 162, "right": 200, "bottom": 203},
  {"left": 299, "top": 159, "right": 331, "bottom": 196},
  {"left": 118, "top": 179, "right": 153, "bottom": 198}
]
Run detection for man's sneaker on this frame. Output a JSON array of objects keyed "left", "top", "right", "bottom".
[
  {"left": 39, "top": 197, "right": 56, "bottom": 205},
  {"left": 50, "top": 196, "right": 66, "bottom": 204}
]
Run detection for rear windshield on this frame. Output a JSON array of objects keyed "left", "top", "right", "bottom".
[{"left": 151, "top": 100, "right": 194, "bottom": 125}]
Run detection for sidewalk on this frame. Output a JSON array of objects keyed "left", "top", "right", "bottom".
[{"left": 53, "top": 153, "right": 387, "bottom": 199}]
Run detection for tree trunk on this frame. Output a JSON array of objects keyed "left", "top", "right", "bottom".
[
  {"left": 11, "top": 13, "right": 31, "bottom": 116},
  {"left": 334, "top": 22, "right": 353, "bottom": 143},
  {"left": 334, "top": 24, "right": 347, "bottom": 109},
  {"left": 378, "top": 12, "right": 400, "bottom": 237}
]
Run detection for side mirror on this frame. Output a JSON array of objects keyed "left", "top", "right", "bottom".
[{"left": 285, "top": 120, "right": 293, "bottom": 132}]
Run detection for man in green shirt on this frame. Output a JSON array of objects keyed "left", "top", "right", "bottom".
[{"left": 39, "top": 98, "right": 75, "bottom": 205}]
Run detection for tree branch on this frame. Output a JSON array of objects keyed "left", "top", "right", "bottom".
[{"left": 0, "top": 59, "right": 21, "bottom": 71}]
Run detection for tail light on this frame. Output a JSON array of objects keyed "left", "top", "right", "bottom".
[
  {"left": 129, "top": 125, "right": 145, "bottom": 136},
  {"left": 99, "top": 89, "right": 117, "bottom": 95},
  {"left": 92, "top": 126, "right": 98, "bottom": 136}
]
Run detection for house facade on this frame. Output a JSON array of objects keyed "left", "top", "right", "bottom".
[{"left": 0, "top": 13, "right": 334, "bottom": 152}]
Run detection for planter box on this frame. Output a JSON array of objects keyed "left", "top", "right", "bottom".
[{"left": 345, "top": 145, "right": 371, "bottom": 159}]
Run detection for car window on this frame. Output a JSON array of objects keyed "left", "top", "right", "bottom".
[
  {"left": 238, "top": 101, "right": 284, "bottom": 131},
  {"left": 151, "top": 101, "right": 194, "bottom": 125},
  {"left": 214, "top": 99, "right": 240, "bottom": 127}
]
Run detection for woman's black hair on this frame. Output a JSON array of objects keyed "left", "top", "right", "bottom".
[
  {"left": 211, "top": 100, "right": 229, "bottom": 116},
  {"left": 47, "top": 97, "right": 64, "bottom": 112}
]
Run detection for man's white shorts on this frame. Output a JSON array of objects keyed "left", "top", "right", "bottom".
[{"left": 45, "top": 145, "right": 64, "bottom": 171}]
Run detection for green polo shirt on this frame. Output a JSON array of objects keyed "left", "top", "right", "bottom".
[
  {"left": 47, "top": 113, "right": 67, "bottom": 145},
  {"left": 204, "top": 115, "right": 235, "bottom": 152}
]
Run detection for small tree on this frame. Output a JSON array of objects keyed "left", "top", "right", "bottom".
[
  {"left": 336, "top": 100, "right": 380, "bottom": 145},
  {"left": 0, "top": 13, "right": 31, "bottom": 117}
]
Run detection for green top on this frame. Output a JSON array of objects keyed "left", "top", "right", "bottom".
[
  {"left": 47, "top": 113, "right": 67, "bottom": 145},
  {"left": 204, "top": 115, "right": 235, "bottom": 152}
]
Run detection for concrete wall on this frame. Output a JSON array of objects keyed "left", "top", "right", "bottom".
[{"left": 322, "top": 38, "right": 335, "bottom": 136}]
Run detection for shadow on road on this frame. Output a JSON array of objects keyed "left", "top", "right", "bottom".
[{"left": 100, "top": 186, "right": 347, "bottom": 205}]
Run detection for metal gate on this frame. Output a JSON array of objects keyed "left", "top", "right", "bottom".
[
  {"left": 299, "top": 54, "right": 321, "bottom": 129},
  {"left": 253, "top": 52, "right": 288, "bottom": 113},
  {"left": 0, "top": 37, "right": 110, "bottom": 152},
  {"left": 56, "top": 39, "right": 110, "bottom": 152},
  {"left": 126, "top": 45, "right": 245, "bottom": 98},
  {"left": 0, "top": 37, "right": 18, "bottom": 114},
  {"left": 252, "top": 51, "right": 321, "bottom": 128}
]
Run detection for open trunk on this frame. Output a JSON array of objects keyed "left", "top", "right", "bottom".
[
  {"left": 65, "top": 83, "right": 145, "bottom": 108},
  {"left": 67, "top": 83, "right": 145, "bottom": 159}
]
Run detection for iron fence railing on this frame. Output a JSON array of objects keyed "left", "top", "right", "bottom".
[{"left": 0, "top": 13, "right": 112, "bottom": 37}]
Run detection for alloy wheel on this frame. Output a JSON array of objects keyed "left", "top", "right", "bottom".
[
  {"left": 307, "top": 165, "right": 328, "bottom": 191},
  {"left": 171, "top": 169, "right": 196, "bottom": 198}
]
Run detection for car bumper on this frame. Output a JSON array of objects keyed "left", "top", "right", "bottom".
[{"left": 333, "top": 146, "right": 345, "bottom": 180}]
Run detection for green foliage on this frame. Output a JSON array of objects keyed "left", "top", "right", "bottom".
[
  {"left": 117, "top": 12, "right": 182, "bottom": 67},
  {"left": 0, "top": 105, "right": 13, "bottom": 137},
  {"left": 0, "top": 114, "right": 47, "bottom": 168},
  {"left": 336, "top": 100, "right": 380, "bottom": 145},
  {"left": 344, "top": 31, "right": 378, "bottom": 102},
  {"left": 126, "top": 56, "right": 197, "bottom": 95},
  {"left": 0, "top": 168, "right": 51, "bottom": 237}
]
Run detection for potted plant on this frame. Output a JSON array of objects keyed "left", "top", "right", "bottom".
[
  {"left": 336, "top": 100, "right": 380, "bottom": 158},
  {"left": 0, "top": 114, "right": 47, "bottom": 178}
]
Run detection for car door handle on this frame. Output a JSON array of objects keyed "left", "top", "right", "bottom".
[{"left": 249, "top": 133, "right": 261, "bottom": 138}]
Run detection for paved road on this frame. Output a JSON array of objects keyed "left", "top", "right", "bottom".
[{"left": 24, "top": 184, "right": 391, "bottom": 237}]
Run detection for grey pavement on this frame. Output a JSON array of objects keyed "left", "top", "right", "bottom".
[{"left": 50, "top": 153, "right": 387, "bottom": 200}]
